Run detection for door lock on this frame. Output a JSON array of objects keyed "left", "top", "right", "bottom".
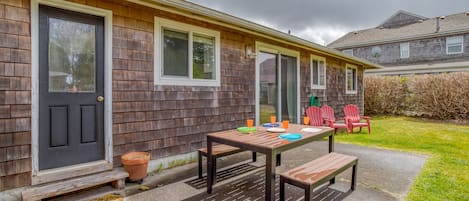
[{"left": 97, "top": 96, "right": 104, "bottom": 102}]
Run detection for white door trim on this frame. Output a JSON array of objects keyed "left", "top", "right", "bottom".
[
  {"left": 30, "top": 0, "right": 113, "bottom": 179},
  {"left": 255, "top": 41, "right": 301, "bottom": 125}
]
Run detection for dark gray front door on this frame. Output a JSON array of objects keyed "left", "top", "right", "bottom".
[{"left": 39, "top": 5, "right": 105, "bottom": 170}]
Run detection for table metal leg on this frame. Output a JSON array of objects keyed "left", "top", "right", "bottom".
[
  {"left": 207, "top": 138, "right": 213, "bottom": 193},
  {"left": 305, "top": 186, "right": 311, "bottom": 201},
  {"left": 329, "top": 133, "right": 335, "bottom": 184},
  {"left": 265, "top": 151, "right": 276, "bottom": 201},
  {"left": 351, "top": 164, "right": 357, "bottom": 191},
  {"left": 276, "top": 153, "right": 281, "bottom": 166},
  {"left": 198, "top": 151, "right": 202, "bottom": 178}
]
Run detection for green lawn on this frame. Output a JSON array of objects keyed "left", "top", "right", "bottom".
[{"left": 333, "top": 116, "right": 469, "bottom": 201}]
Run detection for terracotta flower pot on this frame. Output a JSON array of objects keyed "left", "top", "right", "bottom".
[{"left": 121, "top": 152, "right": 150, "bottom": 182}]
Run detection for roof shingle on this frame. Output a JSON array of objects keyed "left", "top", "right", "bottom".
[{"left": 328, "top": 12, "right": 469, "bottom": 48}]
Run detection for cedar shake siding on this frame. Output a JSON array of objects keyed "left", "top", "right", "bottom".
[
  {"left": 0, "top": 0, "right": 33, "bottom": 191},
  {"left": 302, "top": 54, "right": 364, "bottom": 115},
  {"left": 0, "top": 0, "right": 370, "bottom": 191},
  {"left": 351, "top": 34, "right": 469, "bottom": 66},
  {"left": 329, "top": 11, "right": 469, "bottom": 75}
]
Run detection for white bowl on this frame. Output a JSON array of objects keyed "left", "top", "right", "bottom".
[{"left": 267, "top": 128, "right": 286, "bottom": 133}]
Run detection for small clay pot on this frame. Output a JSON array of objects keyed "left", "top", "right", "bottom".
[{"left": 121, "top": 152, "right": 150, "bottom": 182}]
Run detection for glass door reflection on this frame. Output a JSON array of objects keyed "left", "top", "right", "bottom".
[
  {"left": 258, "top": 52, "right": 278, "bottom": 124},
  {"left": 281, "top": 55, "right": 298, "bottom": 123},
  {"left": 258, "top": 51, "right": 298, "bottom": 124}
]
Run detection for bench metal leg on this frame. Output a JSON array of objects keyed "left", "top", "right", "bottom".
[
  {"left": 280, "top": 177, "right": 285, "bottom": 201},
  {"left": 276, "top": 153, "right": 281, "bottom": 166},
  {"left": 252, "top": 152, "right": 257, "bottom": 162},
  {"left": 213, "top": 156, "right": 217, "bottom": 184},
  {"left": 351, "top": 164, "right": 357, "bottom": 191},
  {"left": 207, "top": 139, "right": 213, "bottom": 194},
  {"left": 305, "top": 186, "right": 312, "bottom": 201},
  {"left": 198, "top": 151, "right": 203, "bottom": 178}
]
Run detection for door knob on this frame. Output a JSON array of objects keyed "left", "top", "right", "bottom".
[{"left": 97, "top": 96, "right": 104, "bottom": 102}]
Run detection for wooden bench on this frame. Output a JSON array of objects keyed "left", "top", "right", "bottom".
[
  {"left": 198, "top": 144, "right": 257, "bottom": 179},
  {"left": 279, "top": 153, "right": 358, "bottom": 201},
  {"left": 22, "top": 169, "right": 128, "bottom": 201}
]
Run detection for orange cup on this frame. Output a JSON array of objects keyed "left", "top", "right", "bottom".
[
  {"left": 247, "top": 119, "right": 254, "bottom": 128},
  {"left": 282, "top": 120, "right": 289, "bottom": 129},
  {"left": 270, "top": 115, "right": 276, "bottom": 124},
  {"left": 303, "top": 117, "right": 310, "bottom": 125}
]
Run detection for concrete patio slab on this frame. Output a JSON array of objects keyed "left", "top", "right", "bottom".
[{"left": 125, "top": 142, "right": 426, "bottom": 201}]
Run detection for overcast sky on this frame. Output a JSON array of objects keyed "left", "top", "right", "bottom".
[{"left": 188, "top": 0, "right": 469, "bottom": 45}]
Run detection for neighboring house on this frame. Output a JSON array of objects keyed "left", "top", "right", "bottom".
[
  {"left": 0, "top": 0, "right": 379, "bottom": 196},
  {"left": 328, "top": 10, "right": 469, "bottom": 76}
]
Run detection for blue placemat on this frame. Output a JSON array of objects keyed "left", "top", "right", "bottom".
[
  {"left": 278, "top": 133, "right": 303, "bottom": 141},
  {"left": 262, "top": 123, "right": 280, "bottom": 127}
]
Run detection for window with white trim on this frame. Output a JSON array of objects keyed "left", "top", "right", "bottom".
[
  {"left": 342, "top": 49, "right": 353, "bottom": 56},
  {"left": 446, "top": 36, "right": 464, "bottom": 54},
  {"left": 400, "top": 42, "right": 409, "bottom": 58},
  {"left": 345, "top": 64, "right": 357, "bottom": 94},
  {"left": 154, "top": 17, "right": 220, "bottom": 86},
  {"left": 310, "top": 55, "right": 326, "bottom": 89}
]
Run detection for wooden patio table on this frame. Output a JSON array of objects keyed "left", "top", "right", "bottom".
[{"left": 206, "top": 124, "right": 334, "bottom": 201}]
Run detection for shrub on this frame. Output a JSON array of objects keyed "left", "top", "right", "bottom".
[
  {"left": 364, "top": 72, "right": 469, "bottom": 120},
  {"left": 407, "top": 73, "right": 469, "bottom": 120},
  {"left": 364, "top": 75, "right": 408, "bottom": 115}
]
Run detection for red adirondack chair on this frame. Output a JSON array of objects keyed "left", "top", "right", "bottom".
[
  {"left": 343, "top": 104, "right": 371, "bottom": 134},
  {"left": 320, "top": 105, "right": 347, "bottom": 134},
  {"left": 305, "top": 106, "right": 323, "bottom": 126},
  {"left": 320, "top": 105, "right": 343, "bottom": 123}
]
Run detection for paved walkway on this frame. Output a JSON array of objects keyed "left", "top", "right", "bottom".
[{"left": 126, "top": 142, "right": 426, "bottom": 201}]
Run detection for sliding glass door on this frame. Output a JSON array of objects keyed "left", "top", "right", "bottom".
[
  {"left": 258, "top": 49, "right": 298, "bottom": 124},
  {"left": 281, "top": 55, "right": 298, "bottom": 123}
]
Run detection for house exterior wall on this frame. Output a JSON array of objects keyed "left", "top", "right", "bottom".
[
  {"left": 348, "top": 33, "right": 469, "bottom": 67},
  {"left": 302, "top": 54, "right": 364, "bottom": 115},
  {"left": 0, "top": 0, "right": 364, "bottom": 191},
  {"left": 0, "top": 0, "right": 33, "bottom": 191}
]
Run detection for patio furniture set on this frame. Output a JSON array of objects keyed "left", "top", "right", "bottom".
[
  {"left": 195, "top": 104, "right": 370, "bottom": 200},
  {"left": 307, "top": 104, "right": 371, "bottom": 134}
]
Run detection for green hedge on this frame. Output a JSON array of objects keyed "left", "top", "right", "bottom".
[{"left": 364, "top": 72, "right": 469, "bottom": 120}]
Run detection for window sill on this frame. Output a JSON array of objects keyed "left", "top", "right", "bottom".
[
  {"left": 155, "top": 77, "right": 220, "bottom": 87},
  {"left": 446, "top": 52, "right": 464, "bottom": 55},
  {"left": 311, "top": 86, "right": 326, "bottom": 90},
  {"left": 346, "top": 91, "right": 357, "bottom": 95}
]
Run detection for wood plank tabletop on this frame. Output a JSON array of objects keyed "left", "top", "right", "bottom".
[{"left": 207, "top": 124, "right": 333, "bottom": 150}]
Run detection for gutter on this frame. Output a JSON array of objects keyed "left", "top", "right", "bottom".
[
  {"left": 365, "top": 62, "right": 469, "bottom": 75},
  {"left": 130, "top": 0, "right": 382, "bottom": 69}
]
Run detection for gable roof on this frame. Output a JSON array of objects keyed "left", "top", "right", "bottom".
[
  {"left": 328, "top": 12, "right": 469, "bottom": 49},
  {"left": 378, "top": 10, "right": 427, "bottom": 28},
  {"left": 128, "top": 0, "right": 381, "bottom": 69}
]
